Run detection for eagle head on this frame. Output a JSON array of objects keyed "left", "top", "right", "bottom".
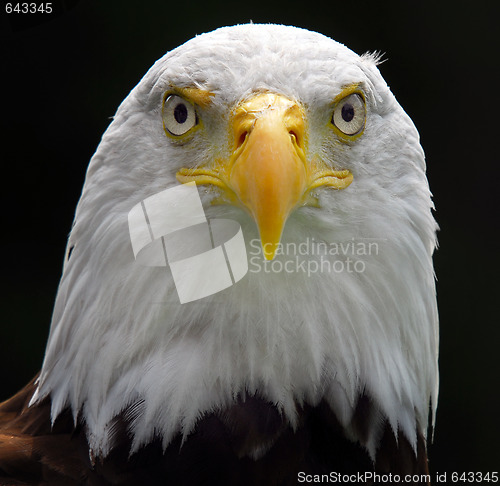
[{"left": 32, "top": 24, "right": 438, "bottom": 464}]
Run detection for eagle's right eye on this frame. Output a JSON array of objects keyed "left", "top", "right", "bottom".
[{"left": 162, "top": 95, "right": 198, "bottom": 137}]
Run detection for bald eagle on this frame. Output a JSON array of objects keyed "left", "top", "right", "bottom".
[{"left": 0, "top": 24, "right": 438, "bottom": 485}]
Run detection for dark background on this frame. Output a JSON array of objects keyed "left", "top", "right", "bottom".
[{"left": 1, "top": 0, "right": 498, "bottom": 476}]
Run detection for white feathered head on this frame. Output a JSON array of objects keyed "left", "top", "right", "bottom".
[{"left": 32, "top": 24, "right": 438, "bottom": 459}]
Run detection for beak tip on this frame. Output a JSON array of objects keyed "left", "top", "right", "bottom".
[{"left": 262, "top": 240, "right": 279, "bottom": 261}]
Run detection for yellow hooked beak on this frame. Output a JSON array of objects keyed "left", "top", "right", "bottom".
[{"left": 177, "top": 93, "right": 352, "bottom": 260}]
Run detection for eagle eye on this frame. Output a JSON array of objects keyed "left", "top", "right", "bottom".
[
  {"left": 162, "top": 94, "right": 198, "bottom": 137},
  {"left": 332, "top": 93, "right": 366, "bottom": 136}
]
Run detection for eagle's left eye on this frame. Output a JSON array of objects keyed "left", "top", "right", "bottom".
[
  {"left": 162, "top": 95, "right": 198, "bottom": 137},
  {"left": 332, "top": 93, "right": 366, "bottom": 136}
]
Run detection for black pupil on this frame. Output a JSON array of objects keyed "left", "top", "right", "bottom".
[
  {"left": 174, "top": 103, "right": 188, "bottom": 124},
  {"left": 341, "top": 103, "right": 355, "bottom": 123}
]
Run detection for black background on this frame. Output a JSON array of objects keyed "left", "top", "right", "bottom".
[{"left": 1, "top": 0, "right": 499, "bottom": 476}]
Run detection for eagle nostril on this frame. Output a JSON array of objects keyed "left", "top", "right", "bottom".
[
  {"left": 236, "top": 131, "right": 248, "bottom": 150},
  {"left": 289, "top": 130, "right": 300, "bottom": 147}
]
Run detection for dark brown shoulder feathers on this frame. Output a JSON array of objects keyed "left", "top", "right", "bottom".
[{"left": 0, "top": 382, "right": 430, "bottom": 486}]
